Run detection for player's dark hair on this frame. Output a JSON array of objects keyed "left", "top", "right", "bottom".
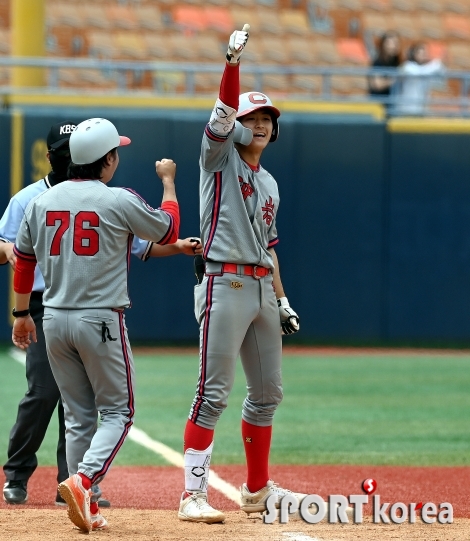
[{"left": 67, "top": 148, "right": 117, "bottom": 180}]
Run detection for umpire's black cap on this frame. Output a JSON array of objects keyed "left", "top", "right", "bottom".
[{"left": 47, "top": 121, "right": 78, "bottom": 150}]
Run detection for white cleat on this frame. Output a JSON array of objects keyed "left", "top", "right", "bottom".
[
  {"left": 240, "top": 480, "right": 306, "bottom": 514},
  {"left": 178, "top": 492, "right": 226, "bottom": 523},
  {"left": 240, "top": 480, "right": 354, "bottom": 517}
]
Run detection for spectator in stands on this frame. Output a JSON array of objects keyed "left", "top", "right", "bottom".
[
  {"left": 395, "top": 42, "right": 444, "bottom": 116},
  {"left": 368, "top": 31, "right": 401, "bottom": 105}
]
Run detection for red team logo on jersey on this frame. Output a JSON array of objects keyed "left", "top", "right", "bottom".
[
  {"left": 262, "top": 197, "right": 275, "bottom": 225},
  {"left": 239, "top": 176, "right": 254, "bottom": 201}
]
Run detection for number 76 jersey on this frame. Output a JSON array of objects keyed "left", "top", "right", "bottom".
[{"left": 15, "top": 179, "right": 176, "bottom": 309}]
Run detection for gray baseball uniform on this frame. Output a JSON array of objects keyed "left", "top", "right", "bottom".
[
  {"left": 15, "top": 179, "right": 177, "bottom": 485},
  {"left": 188, "top": 122, "right": 283, "bottom": 430}
]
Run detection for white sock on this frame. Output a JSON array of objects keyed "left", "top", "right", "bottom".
[{"left": 184, "top": 442, "right": 213, "bottom": 494}]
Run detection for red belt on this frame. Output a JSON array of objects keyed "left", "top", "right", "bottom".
[{"left": 222, "top": 263, "right": 271, "bottom": 280}]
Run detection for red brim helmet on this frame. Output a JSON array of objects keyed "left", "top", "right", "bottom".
[{"left": 237, "top": 92, "right": 280, "bottom": 142}]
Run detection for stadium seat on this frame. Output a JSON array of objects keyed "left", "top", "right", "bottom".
[
  {"left": 279, "top": 9, "right": 312, "bottom": 36},
  {"left": 171, "top": 34, "right": 199, "bottom": 60},
  {"left": 105, "top": 5, "right": 138, "bottom": 31},
  {"left": 156, "top": 0, "right": 177, "bottom": 7},
  {"left": 197, "top": 35, "right": 224, "bottom": 61},
  {"left": 390, "top": 0, "right": 416, "bottom": 11},
  {"left": 256, "top": 7, "right": 283, "bottom": 34},
  {"left": 87, "top": 32, "right": 116, "bottom": 59},
  {"left": 262, "top": 73, "right": 290, "bottom": 94},
  {"left": 447, "top": 42, "right": 470, "bottom": 69},
  {"left": 331, "top": 75, "right": 367, "bottom": 94},
  {"left": 82, "top": 4, "right": 110, "bottom": 30},
  {"left": 444, "top": 14, "right": 470, "bottom": 40},
  {"left": 419, "top": 14, "right": 445, "bottom": 39},
  {"left": 114, "top": 33, "right": 147, "bottom": 60},
  {"left": 204, "top": 7, "right": 233, "bottom": 34},
  {"left": 0, "top": 67, "right": 8, "bottom": 86},
  {"left": 239, "top": 35, "right": 264, "bottom": 62},
  {"left": 314, "top": 37, "right": 341, "bottom": 64},
  {"left": 57, "top": 68, "right": 81, "bottom": 87},
  {"left": 232, "top": 0, "right": 256, "bottom": 8},
  {"left": 143, "top": 34, "right": 173, "bottom": 60},
  {"left": 230, "top": 8, "right": 260, "bottom": 32},
  {"left": 80, "top": 68, "right": 117, "bottom": 90},
  {"left": 287, "top": 36, "right": 317, "bottom": 63},
  {"left": 133, "top": 5, "right": 164, "bottom": 32},
  {"left": 152, "top": 70, "right": 186, "bottom": 93},
  {"left": 260, "top": 36, "right": 290, "bottom": 63},
  {"left": 362, "top": 0, "right": 391, "bottom": 12},
  {"left": 47, "top": 3, "right": 84, "bottom": 28},
  {"left": 206, "top": 0, "right": 231, "bottom": 7},
  {"left": 391, "top": 13, "right": 421, "bottom": 39},
  {"left": 291, "top": 74, "right": 322, "bottom": 94},
  {"left": 173, "top": 6, "right": 207, "bottom": 32},
  {"left": 239, "top": 72, "right": 257, "bottom": 92},
  {"left": 0, "top": 29, "right": 10, "bottom": 55},
  {"left": 444, "top": 0, "right": 469, "bottom": 14},
  {"left": 361, "top": 12, "right": 389, "bottom": 37},
  {"left": 194, "top": 71, "right": 221, "bottom": 94},
  {"left": 256, "top": 0, "right": 278, "bottom": 8},
  {"left": 416, "top": 0, "right": 443, "bottom": 12},
  {"left": 335, "top": 0, "right": 362, "bottom": 10},
  {"left": 336, "top": 38, "right": 369, "bottom": 64}
]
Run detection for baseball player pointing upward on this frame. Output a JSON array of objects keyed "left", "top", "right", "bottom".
[
  {"left": 178, "top": 26, "right": 302, "bottom": 523},
  {"left": 11, "top": 118, "right": 180, "bottom": 533}
]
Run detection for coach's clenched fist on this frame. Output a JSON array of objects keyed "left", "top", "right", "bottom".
[{"left": 156, "top": 158, "right": 176, "bottom": 183}]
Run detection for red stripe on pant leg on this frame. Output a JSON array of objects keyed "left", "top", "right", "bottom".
[
  {"left": 91, "top": 312, "right": 134, "bottom": 483},
  {"left": 191, "top": 275, "right": 214, "bottom": 423},
  {"left": 203, "top": 172, "right": 222, "bottom": 260}
]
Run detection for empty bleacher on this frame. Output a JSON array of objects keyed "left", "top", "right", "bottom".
[{"left": 0, "top": 0, "right": 467, "bottom": 100}]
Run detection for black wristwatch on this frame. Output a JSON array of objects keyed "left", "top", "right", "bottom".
[{"left": 12, "top": 308, "right": 30, "bottom": 318}]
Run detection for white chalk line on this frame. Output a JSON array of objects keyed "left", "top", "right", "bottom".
[
  {"left": 7, "top": 348, "right": 326, "bottom": 540},
  {"left": 128, "top": 426, "right": 241, "bottom": 504},
  {"left": 283, "top": 534, "right": 322, "bottom": 541},
  {"left": 6, "top": 347, "right": 241, "bottom": 504},
  {"left": 8, "top": 346, "right": 26, "bottom": 366}
]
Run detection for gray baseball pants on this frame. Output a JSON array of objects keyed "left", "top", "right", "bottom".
[
  {"left": 189, "top": 267, "right": 283, "bottom": 429},
  {"left": 43, "top": 307, "right": 135, "bottom": 486}
]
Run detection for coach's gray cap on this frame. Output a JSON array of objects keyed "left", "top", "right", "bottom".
[{"left": 70, "top": 118, "right": 131, "bottom": 165}]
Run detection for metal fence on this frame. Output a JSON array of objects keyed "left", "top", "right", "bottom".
[{"left": 2, "top": 56, "right": 470, "bottom": 116}]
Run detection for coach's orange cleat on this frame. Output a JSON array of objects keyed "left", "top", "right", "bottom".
[{"left": 58, "top": 474, "right": 92, "bottom": 533}]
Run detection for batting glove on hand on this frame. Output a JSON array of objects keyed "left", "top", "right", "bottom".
[
  {"left": 277, "top": 297, "right": 300, "bottom": 335},
  {"left": 226, "top": 24, "right": 250, "bottom": 64}
]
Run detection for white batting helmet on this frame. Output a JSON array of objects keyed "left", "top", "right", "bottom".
[
  {"left": 70, "top": 118, "right": 131, "bottom": 165},
  {"left": 237, "top": 92, "right": 280, "bottom": 142}
]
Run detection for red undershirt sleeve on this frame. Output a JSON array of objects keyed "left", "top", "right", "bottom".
[
  {"left": 160, "top": 201, "right": 180, "bottom": 245},
  {"left": 13, "top": 253, "right": 36, "bottom": 294},
  {"left": 219, "top": 62, "right": 240, "bottom": 110}
]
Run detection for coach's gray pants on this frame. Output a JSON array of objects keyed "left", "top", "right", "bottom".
[
  {"left": 43, "top": 308, "right": 135, "bottom": 486},
  {"left": 189, "top": 271, "right": 283, "bottom": 429}
]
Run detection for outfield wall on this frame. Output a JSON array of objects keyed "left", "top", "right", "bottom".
[{"left": 1, "top": 109, "right": 470, "bottom": 345}]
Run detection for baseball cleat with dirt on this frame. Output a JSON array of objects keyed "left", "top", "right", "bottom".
[
  {"left": 178, "top": 492, "right": 226, "bottom": 523},
  {"left": 58, "top": 474, "right": 92, "bottom": 533}
]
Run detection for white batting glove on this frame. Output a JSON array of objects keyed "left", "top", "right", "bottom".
[
  {"left": 277, "top": 297, "right": 300, "bottom": 335},
  {"left": 226, "top": 24, "right": 250, "bottom": 64}
]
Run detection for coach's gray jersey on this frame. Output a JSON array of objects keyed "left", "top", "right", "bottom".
[
  {"left": 200, "top": 126, "right": 279, "bottom": 269},
  {"left": 15, "top": 180, "right": 175, "bottom": 309}
]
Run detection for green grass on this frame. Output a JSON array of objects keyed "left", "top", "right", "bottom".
[{"left": 1, "top": 348, "right": 470, "bottom": 468}]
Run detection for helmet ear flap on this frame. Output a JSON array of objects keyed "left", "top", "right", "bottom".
[{"left": 269, "top": 117, "right": 279, "bottom": 142}]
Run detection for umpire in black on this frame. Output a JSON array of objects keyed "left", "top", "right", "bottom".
[{"left": 0, "top": 121, "right": 110, "bottom": 507}]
